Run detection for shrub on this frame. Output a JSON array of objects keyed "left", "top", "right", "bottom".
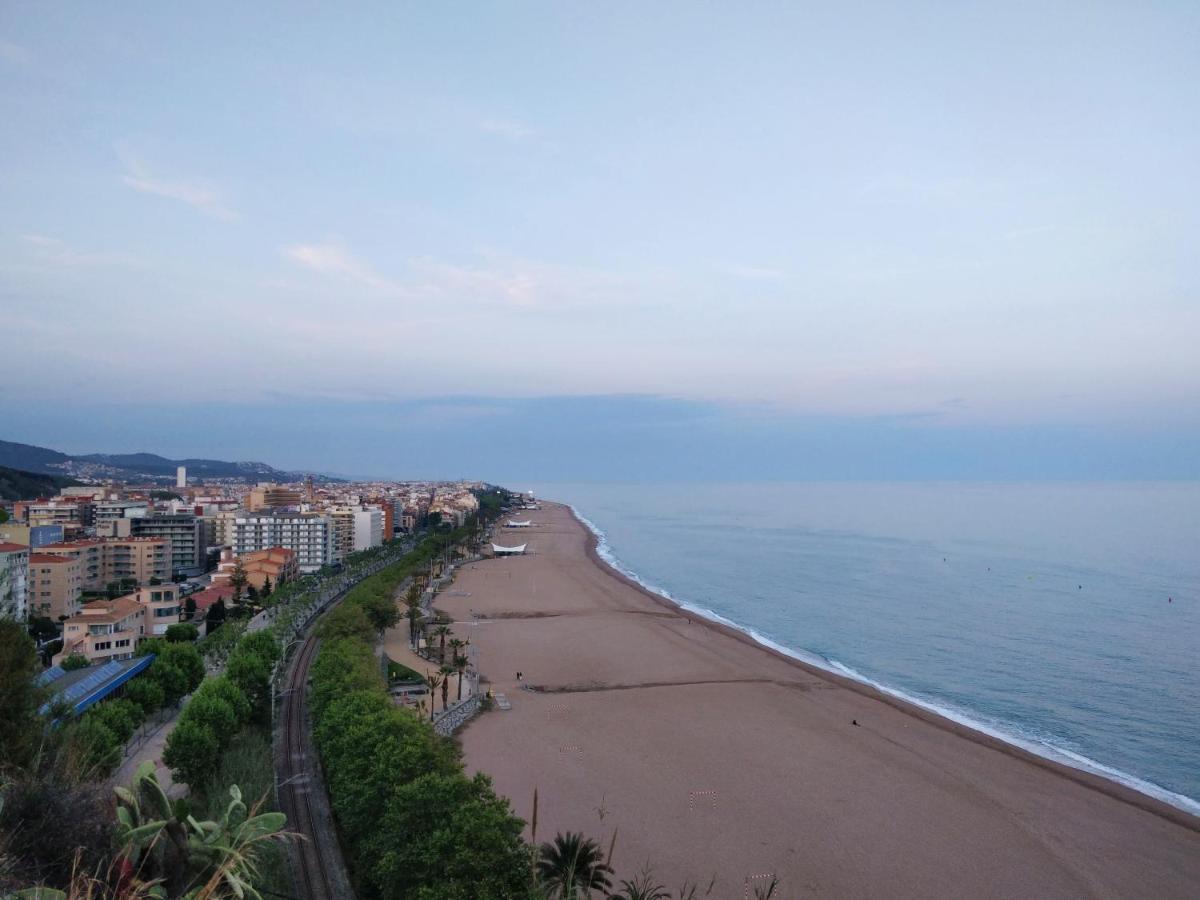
[
  {"left": 60, "top": 654, "right": 90, "bottom": 671},
  {"left": 62, "top": 715, "right": 121, "bottom": 777},
  {"left": 165, "top": 623, "right": 199, "bottom": 643}
]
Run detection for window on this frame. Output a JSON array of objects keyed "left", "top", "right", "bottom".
[{"left": 94, "top": 641, "right": 111, "bottom": 651}]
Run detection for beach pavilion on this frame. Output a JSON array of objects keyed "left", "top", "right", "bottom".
[{"left": 490, "top": 543, "right": 528, "bottom": 556}]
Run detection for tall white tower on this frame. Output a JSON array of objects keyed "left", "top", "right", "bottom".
[{"left": 176, "top": 466, "right": 187, "bottom": 488}]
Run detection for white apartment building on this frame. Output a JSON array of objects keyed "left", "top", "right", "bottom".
[
  {"left": 0, "top": 542, "right": 30, "bottom": 620},
  {"left": 352, "top": 507, "right": 383, "bottom": 552},
  {"left": 231, "top": 512, "right": 335, "bottom": 573}
]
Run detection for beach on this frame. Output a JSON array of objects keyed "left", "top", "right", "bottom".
[{"left": 436, "top": 502, "right": 1200, "bottom": 898}]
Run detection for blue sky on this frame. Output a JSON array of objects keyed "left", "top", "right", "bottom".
[{"left": 1, "top": 3, "right": 1197, "bottom": 479}]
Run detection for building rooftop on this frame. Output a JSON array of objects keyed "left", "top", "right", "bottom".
[
  {"left": 37, "top": 655, "right": 155, "bottom": 717},
  {"left": 0, "top": 542, "right": 29, "bottom": 553},
  {"left": 29, "top": 553, "right": 74, "bottom": 564}
]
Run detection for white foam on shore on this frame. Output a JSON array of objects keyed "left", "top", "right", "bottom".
[{"left": 569, "top": 503, "right": 1200, "bottom": 819}]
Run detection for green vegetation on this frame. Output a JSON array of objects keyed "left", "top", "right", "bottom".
[
  {"left": 386, "top": 657, "right": 423, "bottom": 683},
  {"left": 312, "top": 607, "right": 531, "bottom": 899},
  {"left": 0, "top": 464, "right": 81, "bottom": 501},
  {"left": 163, "top": 631, "right": 277, "bottom": 790},
  {"left": 165, "top": 622, "right": 199, "bottom": 643},
  {"left": 536, "top": 832, "right": 614, "bottom": 899},
  {"left": 60, "top": 653, "right": 90, "bottom": 671}
]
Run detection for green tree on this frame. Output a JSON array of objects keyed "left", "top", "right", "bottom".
[
  {"left": 438, "top": 664, "right": 454, "bottom": 711},
  {"left": 226, "top": 650, "right": 271, "bottom": 723},
  {"left": 165, "top": 622, "right": 199, "bottom": 643},
  {"left": 315, "top": 690, "right": 459, "bottom": 854},
  {"left": 229, "top": 558, "right": 249, "bottom": 601},
  {"left": 27, "top": 615, "right": 58, "bottom": 642},
  {"left": 60, "top": 653, "right": 91, "bottom": 671},
  {"left": 359, "top": 590, "right": 400, "bottom": 634},
  {"left": 261, "top": 574, "right": 273, "bottom": 598},
  {"left": 453, "top": 653, "right": 469, "bottom": 701},
  {"left": 124, "top": 676, "right": 166, "bottom": 716},
  {"left": 0, "top": 618, "right": 48, "bottom": 772},
  {"left": 147, "top": 658, "right": 189, "bottom": 706},
  {"left": 85, "top": 698, "right": 143, "bottom": 744},
  {"left": 205, "top": 597, "right": 228, "bottom": 630},
  {"left": 163, "top": 716, "right": 220, "bottom": 788},
  {"left": 319, "top": 602, "right": 376, "bottom": 643},
  {"left": 536, "top": 832, "right": 614, "bottom": 899},
  {"left": 432, "top": 624, "right": 452, "bottom": 662},
  {"left": 365, "top": 772, "right": 530, "bottom": 900},
  {"left": 184, "top": 595, "right": 197, "bottom": 618}
]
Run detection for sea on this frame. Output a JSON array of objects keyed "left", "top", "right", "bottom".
[{"left": 536, "top": 482, "right": 1200, "bottom": 816}]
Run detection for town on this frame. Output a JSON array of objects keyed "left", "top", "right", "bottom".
[{"left": 0, "top": 471, "right": 485, "bottom": 668}]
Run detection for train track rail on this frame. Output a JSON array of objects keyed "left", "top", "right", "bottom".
[{"left": 277, "top": 625, "right": 340, "bottom": 899}]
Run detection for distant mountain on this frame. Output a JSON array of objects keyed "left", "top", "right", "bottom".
[
  {"left": 0, "top": 465, "right": 82, "bottom": 501},
  {"left": 0, "top": 439, "right": 344, "bottom": 485}
]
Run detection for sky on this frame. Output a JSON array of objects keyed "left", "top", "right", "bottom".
[{"left": 1, "top": 3, "right": 1197, "bottom": 481}]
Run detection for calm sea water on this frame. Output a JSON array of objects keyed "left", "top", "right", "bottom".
[{"left": 536, "top": 482, "right": 1200, "bottom": 814}]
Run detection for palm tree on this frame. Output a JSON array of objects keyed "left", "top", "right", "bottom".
[
  {"left": 609, "top": 865, "right": 669, "bottom": 900},
  {"left": 536, "top": 832, "right": 613, "bottom": 899},
  {"left": 432, "top": 624, "right": 452, "bottom": 662},
  {"left": 438, "top": 664, "right": 454, "bottom": 710},
  {"left": 425, "top": 672, "right": 443, "bottom": 721},
  {"left": 405, "top": 601, "right": 422, "bottom": 648},
  {"left": 453, "top": 653, "right": 469, "bottom": 701}
]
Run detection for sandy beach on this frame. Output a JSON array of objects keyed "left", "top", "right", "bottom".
[{"left": 435, "top": 502, "right": 1200, "bottom": 899}]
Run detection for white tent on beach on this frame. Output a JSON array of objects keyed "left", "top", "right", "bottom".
[
  {"left": 506, "top": 519, "right": 533, "bottom": 528},
  {"left": 491, "top": 543, "right": 528, "bottom": 556}
]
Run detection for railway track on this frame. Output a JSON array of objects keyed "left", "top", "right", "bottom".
[{"left": 278, "top": 626, "right": 338, "bottom": 900}]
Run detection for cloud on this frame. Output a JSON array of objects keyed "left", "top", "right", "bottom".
[
  {"left": 283, "top": 240, "right": 629, "bottom": 311},
  {"left": 282, "top": 241, "right": 399, "bottom": 292},
  {"left": 479, "top": 117, "right": 533, "bottom": 140},
  {"left": 21, "top": 234, "right": 145, "bottom": 268},
  {"left": 0, "top": 39, "right": 31, "bottom": 65},
  {"left": 117, "top": 148, "right": 238, "bottom": 220}
]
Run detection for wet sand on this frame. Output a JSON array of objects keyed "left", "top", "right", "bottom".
[{"left": 437, "top": 502, "right": 1200, "bottom": 898}]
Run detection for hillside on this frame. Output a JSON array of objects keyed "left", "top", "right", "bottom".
[
  {"left": 0, "top": 439, "right": 343, "bottom": 485},
  {"left": 0, "top": 465, "right": 82, "bottom": 501}
]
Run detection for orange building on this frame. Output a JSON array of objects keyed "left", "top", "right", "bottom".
[{"left": 55, "top": 585, "right": 182, "bottom": 664}]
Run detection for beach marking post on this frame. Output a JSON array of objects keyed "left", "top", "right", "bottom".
[
  {"left": 688, "top": 789, "right": 718, "bottom": 811},
  {"left": 744, "top": 873, "right": 776, "bottom": 899}
]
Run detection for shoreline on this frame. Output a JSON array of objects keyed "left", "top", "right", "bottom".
[
  {"left": 450, "top": 500, "right": 1200, "bottom": 896},
  {"left": 568, "top": 502, "right": 1200, "bottom": 833}
]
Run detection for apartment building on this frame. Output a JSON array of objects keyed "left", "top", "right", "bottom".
[
  {"left": 130, "top": 513, "right": 204, "bottom": 575},
  {"left": 28, "top": 553, "right": 83, "bottom": 621},
  {"left": 27, "top": 501, "right": 84, "bottom": 528},
  {"left": 0, "top": 523, "right": 64, "bottom": 549},
  {"left": 93, "top": 500, "right": 148, "bottom": 524},
  {"left": 37, "top": 537, "right": 169, "bottom": 591},
  {"left": 56, "top": 585, "right": 181, "bottom": 664},
  {"left": 231, "top": 511, "right": 334, "bottom": 572},
  {"left": 211, "top": 546, "right": 298, "bottom": 592},
  {"left": 0, "top": 542, "right": 30, "bottom": 620},
  {"left": 245, "top": 485, "right": 305, "bottom": 511}
]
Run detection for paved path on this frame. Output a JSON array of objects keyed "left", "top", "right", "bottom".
[{"left": 110, "top": 704, "right": 186, "bottom": 798}]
